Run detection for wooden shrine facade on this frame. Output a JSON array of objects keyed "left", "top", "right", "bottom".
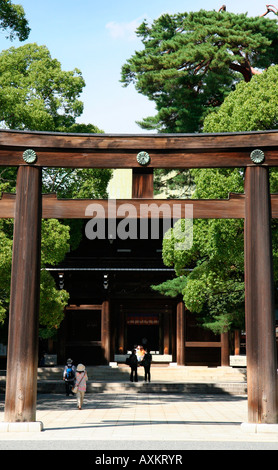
[{"left": 0, "top": 128, "right": 278, "bottom": 426}]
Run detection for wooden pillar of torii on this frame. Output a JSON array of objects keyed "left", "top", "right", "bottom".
[
  {"left": 0, "top": 130, "right": 277, "bottom": 427},
  {"left": 5, "top": 166, "right": 42, "bottom": 424},
  {"left": 244, "top": 166, "right": 278, "bottom": 423}
]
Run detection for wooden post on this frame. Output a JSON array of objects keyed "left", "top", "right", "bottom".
[
  {"left": 5, "top": 166, "right": 42, "bottom": 423},
  {"left": 244, "top": 166, "right": 278, "bottom": 424},
  {"left": 172, "top": 308, "right": 177, "bottom": 362},
  {"left": 221, "top": 332, "right": 229, "bottom": 366},
  {"left": 234, "top": 330, "right": 240, "bottom": 356},
  {"left": 176, "top": 300, "right": 185, "bottom": 365},
  {"left": 132, "top": 168, "right": 153, "bottom": 198},
  {"left": 101, "top": 299, "right": 110, "bottom": 364},
  {"left": 118, "top": 306, "right": 125, "bottom": 354},
  {"left": 164, "top": 311, "right": 170, "bottom": 354}
]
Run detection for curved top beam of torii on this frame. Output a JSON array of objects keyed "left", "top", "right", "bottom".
[{"left": 1, "top": 128, "right": 278, "bottom": 168}]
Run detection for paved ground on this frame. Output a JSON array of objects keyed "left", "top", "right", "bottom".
[{"left": 0, "top": 392, "right": 278, "bottom": 450}]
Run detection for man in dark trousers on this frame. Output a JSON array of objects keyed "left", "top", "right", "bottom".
[
  {"left": 128, "top": 349, "right": 138, "bottom": 382},
  {"left": 142, "top": 349, "right": 152, "bottom": 382}
]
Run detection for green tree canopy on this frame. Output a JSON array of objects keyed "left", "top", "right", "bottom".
[
  {"left": 0, "top": 43, "right": 85, "bottom": 130},
  {"left": 0, "top": 0, "right": 30, "bottom": 41},
  {"left": 203, "top": 64, "right": 278, "bottom": 132},
  {"left": 121, "top": 9, "right": 278, "bottom": 133}
]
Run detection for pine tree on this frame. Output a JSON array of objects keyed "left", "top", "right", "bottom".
[{"left": 121, "top": 9, "right": 278, "bottom": 132}]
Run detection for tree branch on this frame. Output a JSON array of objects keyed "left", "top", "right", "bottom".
[
  {"left": 229, "top": 62, "right": 252, "bottom": 82},
  {"left": 260, "top": 4, "right": 278, "bottom": 16}
]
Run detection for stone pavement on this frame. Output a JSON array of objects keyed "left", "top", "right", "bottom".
[{"left": 0, "top": 392, "right": 278, "bottom": 450}]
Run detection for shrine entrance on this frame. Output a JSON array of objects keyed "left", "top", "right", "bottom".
[
  {"left": 64, "top": 305, "right": 102, "bottom": 365},
  {"left": 126, "top": 324, "right": 160, "bottom": 353},
  {"left": 0, "top": 129, "right": 278, "bottom": 427},
  {"left": 123, "top": 304, "right": 163, "bottom": 354}
]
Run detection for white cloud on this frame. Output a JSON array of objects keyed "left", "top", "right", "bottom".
[{"left": 105, "top": 16, "right": 147, "bottom": 41}]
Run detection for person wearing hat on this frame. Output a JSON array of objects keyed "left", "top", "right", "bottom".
[
  {"left": 74, "top": 364, "right": 88, "bottom": 410},
  {"left": 63, "top": 358, "right": 76, "bottom": 396}
]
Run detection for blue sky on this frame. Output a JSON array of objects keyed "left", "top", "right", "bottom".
[{"left": 0, "top": 1, "right": 275, "bottom": 133}]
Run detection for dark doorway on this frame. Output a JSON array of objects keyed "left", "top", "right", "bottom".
[
  {"left": 127, "top": 325, "right": 160, "bottom": 352},
  {"left": 65, "top": 308, "right": 103, "bottom": 364}
]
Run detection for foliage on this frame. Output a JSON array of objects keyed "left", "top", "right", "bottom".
[
  {"left": 63, "top": 123, "right": 104, "bottom": 134},
  {"left": 121, "top": 9, "right": 278, "bottom": 133},
  {"left": 203, "top": 65, "right": 278, "bottom": 132},
  {"left": 154, "top": 169, "right": 194, "bottom": 199},
  {"left": 41, "top": 219, "right": 70, "bottom": 266},
  {"left": 151, "top": 276, "right": 187, "bottom": 298},
  {"left": 0, "top": 213, "right": 71, "bottom": 335},
  {"left": 182, "top": 264, "right": 245, "bottom": 334},
  {"left": 43, "top": 167, "right": 111, "bottom": 200},
  {"left": 0, "top": 221, "right": 13, "bottom": 324},
  {"left": 39, "top": 271, "right": 69, "bottom": 339},
  {"left": 0, "top": 0, "right": 30, "bottom": 41},
  {"left": 0, "top": 43, "right": 85, "bottom": 130}
]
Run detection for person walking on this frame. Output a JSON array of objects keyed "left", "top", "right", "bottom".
[
  {"left": 63, "top": 358, "right": 76, "bottom": 396},
  {"left": 74, "top": 363, "right": 88, "bottom": 409},
  {"left": 128, "top": 349, "right": 138, "bottom": 382},
  {"left": 142, "top": 349, "right": 152, "bottom": 382}
]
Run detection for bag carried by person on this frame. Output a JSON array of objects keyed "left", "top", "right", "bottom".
[{"left": 66, "top": 365, "right": 75, "bottom": 381}]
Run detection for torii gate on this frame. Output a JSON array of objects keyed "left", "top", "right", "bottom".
[{"left": 0, "top": 128, "right": 277, "bottom": 430}]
